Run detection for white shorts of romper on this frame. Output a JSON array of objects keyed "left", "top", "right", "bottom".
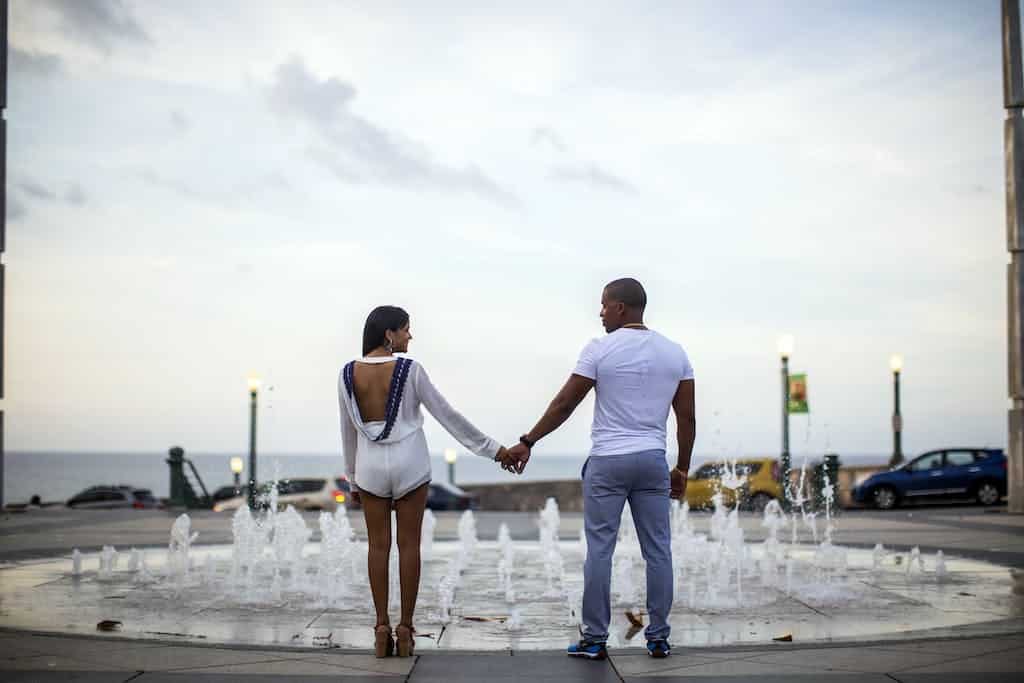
[{"left": 354, "top": 422, "right": 432, "bottom": 499}]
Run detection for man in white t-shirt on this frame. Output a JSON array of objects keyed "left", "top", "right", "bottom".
[{"left": 504, "top": 278, "right": 696, "bottom": 660}]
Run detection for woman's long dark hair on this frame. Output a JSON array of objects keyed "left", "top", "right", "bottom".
[{"left": 362, "top": 306, "right": 410, "bottom": 356}]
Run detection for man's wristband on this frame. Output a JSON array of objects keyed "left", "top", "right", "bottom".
[{"left": 519, "top": 434, "right": 535, "bottom": 449}]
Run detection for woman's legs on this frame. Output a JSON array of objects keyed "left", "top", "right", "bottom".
[
  {"left": 393, "top": 483, "right": 429, "bottom": 627},
  {"left": 361, "top": 490, "right": 393, "bottom": 626}
]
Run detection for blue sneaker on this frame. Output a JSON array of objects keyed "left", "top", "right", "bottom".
[
  {"left": 567, "top": 638, "right": 608, "bottom": 660},
  {"left": 647, "top": 639, "right": 671, "bottom": 658}
]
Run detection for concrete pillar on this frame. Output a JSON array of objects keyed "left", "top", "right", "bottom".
[
  {"left": 1003, "top": 0, "right": 1024, "bottom": 513},
  {"left": 1, "top": 0, "right": 9, "bottom": 509}
]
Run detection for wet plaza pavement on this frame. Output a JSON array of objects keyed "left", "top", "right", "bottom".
[
  {"left": 0, "top": 538, "right": 1022, "bottom": 650},
  {"left": 0, "top": 505, "right": 1022, "bottom": 680}
]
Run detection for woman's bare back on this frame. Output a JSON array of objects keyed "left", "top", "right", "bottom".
[{"left": 352, "top": 361, "right": 396, "bottom": 422}]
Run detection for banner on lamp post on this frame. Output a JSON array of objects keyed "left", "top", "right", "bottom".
[{"left": 788, "top": 374, "right": 809, "bottom": 414}]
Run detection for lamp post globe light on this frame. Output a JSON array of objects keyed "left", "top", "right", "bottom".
[
  {"left": 247, "top": 376, "right": 262, "bottom": 509},
  {"left": 444, "top": 448, "right": 457, "bottom": 485},
  {"left": 777, "top": 335, "right": 794, "bottom": 510},
  {"left": 230, "top": 456, "right": 244, "bottom": 492},
  {"left": 889, "top": 355, "right": 904, "bottom": 467}
]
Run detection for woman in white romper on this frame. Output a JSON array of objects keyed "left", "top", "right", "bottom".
[{"left": 338, "top": 305, "right": 509, "bottom": 657}]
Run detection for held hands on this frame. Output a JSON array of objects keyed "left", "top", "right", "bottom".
[
  {"left": 495, "top": 446, "right": 514, "bottom": 472},
  {"left": 670, "top": 467, "right": 687, "bottom": 500},
  {"left": 495, "top": 443, "right": 530, "bottom": 474},
  {"left": 507, "top": 442, "right": 531, "bottom": 474}
]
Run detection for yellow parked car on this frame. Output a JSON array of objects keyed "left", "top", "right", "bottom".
[{"left": 685, "top": 458, "right": 782, "bottom": 511}]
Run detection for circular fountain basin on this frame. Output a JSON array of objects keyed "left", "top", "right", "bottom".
[{"left": 0, "top": 540, "right": 1020, "bottom": 651}]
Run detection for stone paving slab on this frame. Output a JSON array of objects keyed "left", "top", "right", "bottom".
[
  {"left": 0, "top": 633, "right": 168, "bottom": 667},
  {"left": 891, "top": 675, "right": 1023, "bottom": 683},
  {"left": 136, "top": 676, "right": 395, "bottom": 682},
  {"left": 611, "top": 635, "right": 1024, "bottom": 677},
  {"left": 289, "top": 651, "right": 416, "bottom": 676},
  {"left": 0, "top": 673, "right": 141, "bottom": 682},
  {"left": 891, "top": 645, "right": 1024, "bottom": 674},
  {"left": 158, "top": 657, "right": 398, "bottom": 676},
  {"left": 611, "top": 653, "right": 731, "bottom": 675},
  {"left": 615, "top": 657, "right": 863, "bottom": 677},
  {"left": 0, "top": 646, "right": 295, "bottom": 673},
  {"left": 867, "top": 634, "right": 1024, "bottom": 657},
  {"left": 621, "top": 677, "right": 891, "bottom": 683},
  {"left": 413, "top": 652, "right": 620, "bottom": 682},
  {"left": 741, "top": 645, "right": 956, "bottom": 674}
]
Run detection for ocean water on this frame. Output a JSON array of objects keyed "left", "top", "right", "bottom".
[{"left": 2, "top": 450, "right": 891, "bottom": 504}]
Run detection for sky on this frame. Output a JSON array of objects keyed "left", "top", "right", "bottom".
[{"left": 2, "top": 0, "right": 1008, "bottom": 461}]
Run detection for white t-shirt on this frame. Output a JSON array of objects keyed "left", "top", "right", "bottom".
[{"left": 573, "top": 328, "right": 694, "bottom": 457}]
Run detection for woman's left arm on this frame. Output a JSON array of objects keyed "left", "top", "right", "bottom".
[
  {"left": 413, "top": 362, "right": 501, "bottom": 459},
  {"left": 338, "top": 375, "right": 359, "bottom": 492}
]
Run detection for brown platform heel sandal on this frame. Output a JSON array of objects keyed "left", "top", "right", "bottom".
[
  {"left": 374, "top": 624, "right": 394, "bottom": 658},
  {"left": 395, "top": 623, "right": 415, "bottom": 657}
]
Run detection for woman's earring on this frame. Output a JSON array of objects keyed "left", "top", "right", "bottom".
[{"left": 385, "top": 338, "right": 393, "bottom": 353}]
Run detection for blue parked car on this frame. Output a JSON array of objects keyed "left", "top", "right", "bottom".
[{"left": 853, "top": 448, "right": 1006, "bottom": 510}]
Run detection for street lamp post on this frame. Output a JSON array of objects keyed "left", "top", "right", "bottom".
[
  {"left": 247, "top": 376, "right": 261, "bottom": 509},
  {"left": 889, "top": 355, "right": 904, "bottom": 467},
  {"left": 230, "top": 456, "right": 244, "bottom": 493},
  {"left": 778, "top": 335, "right": 794, "bottom": 510},
  {"left": 444, "top": 448, "right": 457, "bottom": 485}
]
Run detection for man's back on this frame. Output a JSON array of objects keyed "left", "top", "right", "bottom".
[{"left": 573, "top": 328, "right": 693, "bottom": 456}]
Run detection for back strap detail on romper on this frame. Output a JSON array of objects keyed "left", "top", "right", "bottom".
[{"left": 343, "top": 358, "right": 413, "bottom": 442}]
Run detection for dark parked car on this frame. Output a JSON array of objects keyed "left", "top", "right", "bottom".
[
  {"left": 853, "top": 449, "right": 1007, "bottom": 510},
  {"left": 426, "top": 481, "right": 478, "bottom": 511},
  {"left": 343, "top": 481, "right": 477, "bottom": 511},
  {"left": 212, "top": 485, "right": 246, "bottom": 503},
  {"left": 67, "top": 485, "right": 160, "bottom": 509}
]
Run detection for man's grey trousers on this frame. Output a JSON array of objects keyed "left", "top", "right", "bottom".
[{"left": 581, "top": 448, "right": 673, "bottom": 643}]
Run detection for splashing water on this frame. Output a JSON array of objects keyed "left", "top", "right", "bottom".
[
  {"left": 538, "top": 498, "right": 565, "bottom": 599},
  {"left": 872, "top": 544, "right": 886, "bottom": 573},
  {"left": 935, "top": 550, "right": 948, "bottom": 580},
  {"left": 421, "top": 509, "right": 436, "bottom": 562}
]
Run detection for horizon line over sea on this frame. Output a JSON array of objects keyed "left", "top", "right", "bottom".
[{"left": 2, "top": 450, "right": 895, "bottom": 504}]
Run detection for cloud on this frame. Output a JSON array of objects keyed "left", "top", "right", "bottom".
[
  {"left": 7, "top": 196, "right": 27, "bottom": 222},
  {"left": 65, "top": 183, "right": 87, "bottom": 206},
  {"left": 136, "top": 167, "right": 290, "bottom": 205},
  {"left": 533, "top": 126, "right": 637, "bottom": 194},
  {"left": 268, "top": 57, "right": 518, "bottom": 208},
  {"left": 11, "top": 178, "right": 88, "bottom": 214},
  {"left": 550, "top": 163, "right": 637, "bottom": 194},
  {"left": 531, "top": 126, "right": 567, "bottom": 153},
  {"left": 44, "top": 0, "right": 151, "bottom": 54},
  {"left": 8, "top": 47, "right": 63, "bottom": 77},
  {"left": 170, "top": 110, "right": 190, "bottom": 133},
  {"left": 18, "top": 180, "right": 58, "bottom": 201}
]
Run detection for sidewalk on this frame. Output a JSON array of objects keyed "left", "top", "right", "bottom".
[{"left": 1, "top": 629, "right": 1022, "bottom": 681}]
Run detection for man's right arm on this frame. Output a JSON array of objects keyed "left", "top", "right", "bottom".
[{"left": 672, "top": 379, "right": 696, "bottom": 472}]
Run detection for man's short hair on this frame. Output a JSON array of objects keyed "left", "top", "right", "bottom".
[{"left": 604, "top": 277, "right": 647, "bottom": 311}]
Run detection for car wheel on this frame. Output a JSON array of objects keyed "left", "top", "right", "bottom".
[
  {"left": 749, "top": 493, "right": 775, "bottom": 513},
  {"left": 873, "top": 486, "right": 898, "bottom": 510},
  {"left": 975, "top": 481, "right": 1002, "bottom": 506}
]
